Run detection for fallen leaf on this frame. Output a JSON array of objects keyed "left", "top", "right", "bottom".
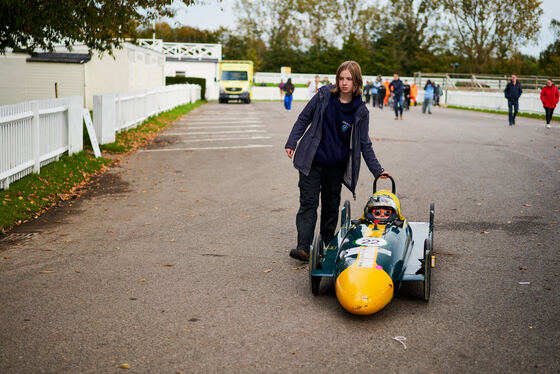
[
  {"left": 523, "top": 203, "right": 532, "bottom": 207},
  {"left": 60, "top": 233, "right": 68, "bottom": 237},
  {"left": 169, "top": 239, "right": 175, "bottom": 242},
  {"left": 40, "top": 270, "right": 56, "bottom": 274},
  {"left": 477, "top": 202, "right": 482, "bottom": 206},
  {"left": 4, "top": 256, "right": 10, "bottom": 259},
  {"left": 519, "top": 266, "right": 528, "bottom": 270},
  {"left": 480, "top": 231, "right": 489, "bottom": 234},
  {"left": 75, "top": 270, "right": 81, "bottom": 273},
  {"left": 292, "top": 265, "right": 307, "bottom": 270},
  {"left": 163, "top": 264, "right": 174, "bottom": 267},
  {"left": 263, "top": 269, "right": 272, "bottom": 273},
  {"left": 140, "top": 279, "right": 146, "bottom": 282},
  {"left": 118, "top": 363, "right": 130, "bottom": 369}
]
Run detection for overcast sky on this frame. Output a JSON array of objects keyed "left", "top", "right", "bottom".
[{"left": 166, "top": 0, "right": 559, "bottom": 58}]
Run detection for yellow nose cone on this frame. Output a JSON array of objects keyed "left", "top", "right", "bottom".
[{"left": 335, "top": 265, "right": 394, "bottom": 315}]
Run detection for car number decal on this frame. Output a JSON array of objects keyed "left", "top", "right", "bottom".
[{"left": 356, "top": 238, "right": 387, "bottom": 247}]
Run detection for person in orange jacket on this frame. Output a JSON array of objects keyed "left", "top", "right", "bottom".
[
  {"left": 410, "top": 84, "right": 418, "bottom": 106},
  {"left": 540, "top": 79, "right": 559, "bottom": 128},
  {"left": 383, "top": 80, "right": 390, "bottom": 105}
]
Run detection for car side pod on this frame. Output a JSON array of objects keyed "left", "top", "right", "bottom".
[{"left": 335, "top": 264, "right": 394, "bottom": 315}]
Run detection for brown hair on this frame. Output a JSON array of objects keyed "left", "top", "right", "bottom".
[{"left": 330, "top": 61, "right": 363, "bottom": 96}]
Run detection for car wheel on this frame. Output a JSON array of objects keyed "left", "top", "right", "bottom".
[
  {"left": 310, "top": 234, "right": 322, "bottom": 295},
  {"left": 429, "top": 202, "right": 435, "bottom": 249},
  {"left": 423, "top": 238, "right": 432, "bottom": 302}
]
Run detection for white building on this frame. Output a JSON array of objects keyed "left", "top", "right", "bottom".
[
  {"left": 137, "top": 39, "right": 222, "bottom": 100},
  {"left": 0, "top": 42, "right": 165, "bottom": 109}
]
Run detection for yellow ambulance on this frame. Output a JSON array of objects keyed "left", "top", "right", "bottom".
[{"left": 219, "top": 60, "right": 253, "bottom": 104}]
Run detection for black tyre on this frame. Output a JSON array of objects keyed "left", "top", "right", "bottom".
[
  {"left": 429, "top": 202, "right": 435, "bottom": 249},
  {"left": 423, "top": 238, "right": 432, "bottom": 302},
  {"left": 245, "top": 98, "right": 251, "bottom": 104},
  {"left": 310, "top": 234, "right": 322, "bottom": 295},
  {"left": 340, "top": 200, "right": 351, "bottom": 235}
]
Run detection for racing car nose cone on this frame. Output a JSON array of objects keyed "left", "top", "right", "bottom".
[{"left": 335, "top": 265, "right": 394, "bottom": 315}]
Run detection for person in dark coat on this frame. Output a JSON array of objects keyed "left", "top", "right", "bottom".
[
  {"left": 284, "top": 61, "right": 390, "bottom": 261},
  {"left": 389, "top": 74, "right": 404, "bottom": 120},
  {"left": 403, "top": 81, "right": 411, "bottom": 110},
  {"left": 504, "top": 75, "right": 522, "bottom": 126},
  {"left": 283, "top": 78, "right": 295, "bottom": 111},
  {"left": 540, "top": 79, "right": 559, "bottom": 127}
]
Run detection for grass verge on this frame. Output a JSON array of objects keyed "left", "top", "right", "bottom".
[
  {"left": 2, "top": 100, "right": 206, "bottom": 232},
  {"left": 1, "top": 152, "right": 111, "bottom": 232},
  {"left": 446, "top": 105, "right": 559, "bottom": 122}
]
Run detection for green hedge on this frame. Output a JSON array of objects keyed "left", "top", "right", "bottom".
[{"left": 166, "top": 76, "right": 206, "bottom": 100}]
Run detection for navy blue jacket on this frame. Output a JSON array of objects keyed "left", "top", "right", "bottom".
[
  {"left": 389, "top": 79, "right": 404, "bottom": 96},
  {"left": 504, "top": 81, "right": 522, "bottom": 102},
  {"left": 285, "top": 85, "right": 384, "bottom": 196}
]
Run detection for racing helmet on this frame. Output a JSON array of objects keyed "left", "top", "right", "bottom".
[{"left": 363, "top": 190, "right": 404, "bottom": 223}]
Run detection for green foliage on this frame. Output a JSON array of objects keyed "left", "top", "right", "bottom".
[
  {"left": 137, "top": 23, "right": 222, "bottom": 44},
  {"left": 0, "top": 152, "right": 111, "bottom": 232},
  {"left": 166, "top": 76, "right": 206, "bottom": 100},
  {"left": 0, "top": 1, "right": 203, "bottom": 55},
  {"left": 135, "top": 1, "right": 557, "bottom": 76}
]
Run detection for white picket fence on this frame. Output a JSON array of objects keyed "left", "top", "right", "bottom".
[
  {"left": 0, "top": 96, "right": 83, "bottom": 190},
  {"left": 93, "top": 84, "right": 201, "bottom": 144},
  {"left": 1, "top": 84, "right": 201, "bottom": 190}
]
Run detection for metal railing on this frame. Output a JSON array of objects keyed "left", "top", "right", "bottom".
[
  {"left": 137, "top": 39, "right": 222, "bottom": 61},
  {"left": 0, "top": 96, "right": 83, "bottom": 190},
  {"left": 414, "top": 72, "right": 560, "bottom": 91}
]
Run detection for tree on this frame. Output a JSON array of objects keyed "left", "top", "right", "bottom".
[
  {"left": 0, "top": 0, "right": 201, "bottom": 55},
  {"left": 137, "top": 22, "right": 222, "bottom": 44},
  {"left": 440, "top": 0, "right": 543, "bottom": 72},
  {"left": 538, "top": 19, "right": 560, "bottom": 76},
  {"left": 295, "top": 0, "right": 338, "bottom": 51}
]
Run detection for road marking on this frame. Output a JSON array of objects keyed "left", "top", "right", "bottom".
[
  {"left": 180, "top": 121, "right": 262, "bottom": 125},
  {"left": 163, "top": 135, "right": 271, "bottom": 142},
  {"left": 174, "top": 125, "right": 265, "bottom": 129},
  {"left": 176, "top": 129, "right": 266, "bottom": 135},
  {"left": 139, "top": 144, "right": 273, "bottom": 152}
]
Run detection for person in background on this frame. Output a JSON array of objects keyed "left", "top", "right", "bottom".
[
  {"left": 403, "top": 80, "right": 411, "bottom": 110},
  {"left": 410, "top": 83, "right": 418, "bottom": 106},
  {"left": 389, "top": 73, "right": 404, "bottom": 120},
  {"left": 363, "top": 81, "right": 371, "bottom": 104},
  {"left": 371, "top": 78, "right": 380, "bottom": 108},
  {"left": 279, "top": 79, "right": 285, "bottom": 100},
  {"left": 284, "top": 61, "right": 390, "bottom": 261},
  {"left": 377, "top": 82, "right": 386, "bottom": 109},
  {"left": 433, "top": 83, "right": 440, "bottom": 106},
  {"left": 504, "top": 74, "right": 522, "bottom": 126},
  {"left": 308, "top": 75, "right": 323, "bottom": 99},
  {"left": 434, "top": 84, "right": 442, "bottom": 106},
  {"left": 283, "top": 78, "right": 295, "bottom": 112},
  {"left": 422, "top": 80, "right": 434, "bottom": 114},
  {"left": 540, "top": 79, "right": 559, "bottom": 128}
]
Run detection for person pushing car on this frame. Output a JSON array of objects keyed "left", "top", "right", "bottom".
[{"left": 284, "top": 60, "right": 390, "bottom": 261}]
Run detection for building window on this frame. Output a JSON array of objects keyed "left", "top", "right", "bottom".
[{"left": 176, "top": 71, "right": 185, "bottom": 77}]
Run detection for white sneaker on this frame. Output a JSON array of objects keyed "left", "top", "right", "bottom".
[{"left": 546, "top": 124, "right": 551, "bottom": 129}]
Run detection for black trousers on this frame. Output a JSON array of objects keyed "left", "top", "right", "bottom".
[
  {"left": 296, "top": 163, "right": 345, "bottom": 251},
  {"left": 545, "top": 107, "right": 555, "bottom": 124}
]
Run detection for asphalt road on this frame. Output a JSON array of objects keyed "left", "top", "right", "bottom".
[{"left": 1, "top": 101, "right": 559, "bottom": 373}]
